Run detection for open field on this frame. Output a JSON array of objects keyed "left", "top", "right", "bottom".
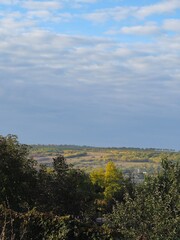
[{"left": 29, "top": 145, "right": 180, "bottom": 173}]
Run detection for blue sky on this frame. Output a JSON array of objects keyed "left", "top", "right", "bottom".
[{"left": 0, "top": 0, "right": 180, "bottom": 149}]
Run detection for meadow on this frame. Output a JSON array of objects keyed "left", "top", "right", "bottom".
[{"left": 30, "top": 144, "right": 180, "bottom": 172}]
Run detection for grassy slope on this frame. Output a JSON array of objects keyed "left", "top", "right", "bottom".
[{"left": 29, "top": 145, "right": 180, "bottom": 172}]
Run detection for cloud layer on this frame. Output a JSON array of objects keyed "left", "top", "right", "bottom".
[{"left": 0, "top": 0, "right": 180, "bottom": 148}]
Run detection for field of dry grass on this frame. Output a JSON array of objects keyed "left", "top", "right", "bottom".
[{"left": 29, "top": 145, "right": 180, "bottom": 172}]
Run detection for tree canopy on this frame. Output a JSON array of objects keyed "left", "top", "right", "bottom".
[{"left": 0, "top": 135, "right": 179, "bottom": 239}]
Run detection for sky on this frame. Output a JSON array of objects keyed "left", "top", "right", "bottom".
[{"left": 0, "top": 0, "right": 180, "bottom": 149}]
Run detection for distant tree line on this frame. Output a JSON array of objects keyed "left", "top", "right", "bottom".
[{"left": 0, "top": 135, "right": 179, "bottom": 239}]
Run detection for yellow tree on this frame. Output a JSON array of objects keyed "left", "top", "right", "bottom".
[
  {"left": 104, "top": 161, "right": 123, "bottom": 200},
  {"left": 90, "top": 162, "right": 123, "bottom": 201},
  {"left": 90, "top": 167, "right": 105, "bottom": 189}
]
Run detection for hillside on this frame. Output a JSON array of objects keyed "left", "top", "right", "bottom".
[{"left": 30, "top": 145, "right": 180, "bottom": 172}]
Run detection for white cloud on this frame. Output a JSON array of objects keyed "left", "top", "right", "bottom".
[
  {"left": 0, "top": 0, "right": 13, "bottom": 4},
  {"left": 136, "top": 0, "right": 180, "bottom": 19},
  {"left": 0, "top": 0, "right": 180, "bottom": 114},
  {"left": 107, "top": 18, "right": 180, "bottom": 36},
  {"left": 121, "top": 23, "right": 160, "bottom": 35},
  {"left": 84, "top": 7, "right": 134, "bottom": 23},
  {"left": 0, "top": 16, "right": 35, "bottom": 35},
  {"left": 27, "top": 10, "right": 51, "bottom": 19},
  {"left": 83, "top": 0, "right": 180, "bottom": 24},
  {"left": 73, "top": 0, "right": 98, "bottom": 3},
  {"left": 0, "top": 29, "right": 180, "bottom": 109},
  {"left": 163, "top": 19, "right": 180, "bottom": 32},
  {"left": 22, "top": 1, "right": 62, "bottom": 10}
]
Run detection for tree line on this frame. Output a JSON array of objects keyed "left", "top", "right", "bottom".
[{"left": 0, "top": 135, "right": 179, "bottom": 239}]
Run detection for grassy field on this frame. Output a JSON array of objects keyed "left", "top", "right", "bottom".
[{"left": 29, "top": 145, "right": 180, "bottom": 173}]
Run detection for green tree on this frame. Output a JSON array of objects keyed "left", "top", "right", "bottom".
[
  {"left": 0, "top": 135, "right": 37, "bottom": 211},
  {"left": 37, "top": 155, "right": 96, "bottom": 217},
  {"left": 106, "top": 159, "right": 180, "bottom": 240}
]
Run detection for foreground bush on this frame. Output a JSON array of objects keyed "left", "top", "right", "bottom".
[
  {"left": 0, "top": 206, "right": 112, "bottom": 240},
  {"left": 105, "top": 159, "right": 180, "bottom": 240}
]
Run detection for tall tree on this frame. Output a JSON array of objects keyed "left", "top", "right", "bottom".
[
  {"left": 37, "top": 155, "right": 96, "bottom": 216},
  {"left": 0, "top": 135, "right": 37, "bottom": 211},
  {"left": 104, "top": 162, "right": 123, "bottom": 200}
]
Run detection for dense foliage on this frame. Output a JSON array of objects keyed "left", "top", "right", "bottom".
[
  {"left": 106, "top": 158, "right": 180, "bottom": 239},
  {"left": 0, "top": 135, "right": 179, "bottom": 239}
]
